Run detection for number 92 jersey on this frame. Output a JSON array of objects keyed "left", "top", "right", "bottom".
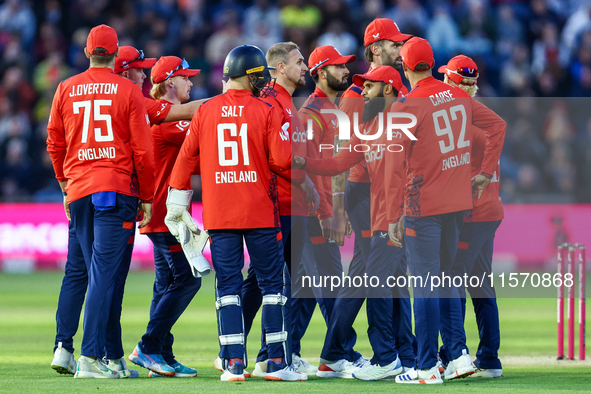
[
  {"left": 385, "top": 76, "right": 505, "bottom": 219},
  {"left": 46, "top": 68, "right": 155, "bottom": 204},
  {"left": 169, "top": 89, "right": 291, "bottom": 230}
]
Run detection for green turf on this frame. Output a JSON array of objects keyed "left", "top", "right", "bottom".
[{"left": 0, "top": 272, "right": 588, "bottom": 393}]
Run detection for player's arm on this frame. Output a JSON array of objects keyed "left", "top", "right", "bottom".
[
  {"left": 266, "top": 106, "right": 292, "bottom": 170},
  {"left": 128, "top": 86, "right": 156, "bottom": 228},
  {"left": 164, "top": 99, "right": 209, "bottom": 122},
  {"left": 46, "top": 83, "right": 67, "bottom": 183},
  {"left": 299, "top": 135, "right": 364, "bottom": 176},
  {"left": 471, "top": 99, "right": 506, "bottom": 198}
]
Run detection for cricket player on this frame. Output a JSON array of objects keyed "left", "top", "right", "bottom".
[
  {"left": 46, "top": 24, "right": 154, "bottom": 379},
  {"left": 318, "top": 18, "right": 413, "bottom": 376},
  {"left": 295, "top": 66, "right": 416, "bottom": 380},
  {"left": 167, "top": 45, "right": 306, "bottom": 382},
  {"left": 50, "top": 45, "right": 206, "bottom": 378},
  {"left": 128, "top": 56, "right": 202, "bottom": 378},
  {"left": 438, "top": 55, "right": 504, "bottom": 378},
  {"left": 385, "top": 38, "right": 506, "bottom": 384}
]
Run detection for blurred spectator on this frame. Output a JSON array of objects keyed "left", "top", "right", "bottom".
[
  {"left": 527, "top": 0, "right": 563, "bottom": 45},
  {"left": 457, "top": 0, "right": 494, "bottom": 57},
  {"left": 0, "top": 66, "right": 36, "bottom": 117},
  {"left": 496, "top": 4, "right": 525, "bottom": 59},
  {"left": 244, "top": 0, "right": 282, "bottom": 39},
  {"left": 532, "top": 22, "right": 561, "bottom": 74},
  {"left": 317, "top": 20, "right": 358, "bottom": 56},
  {"left": 561, "top": 1, "right": 591, "bottom": 64},
  {"left": 385, "top": 0, "right": 428, "bottom": 37},
  {"left": 501, "top": 43, "right": 534, "bottom": 96},
  {"left": 280, "top": 0, "right": 322, "bottom": 46},
  {"left": 0, "top": 138, "right": 33, "bottom": 201},
  {"left": 33, "top": 52, "right": 69, "bottom": 122},
  {"left": 35, "top": 22, "right": 67, "bottom": 62},
  {"left": 426, "top": 5, "right": 462, "bottom": 65},
  {"left": 0, "top": 0, "right": 36, "bottom": 49}
]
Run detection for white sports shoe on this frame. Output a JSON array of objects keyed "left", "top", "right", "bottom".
[
  {"left": 353, "top": 355, "right": 371, "bottom": 369},
  {"left": 471, "top": 367, "right": 503, "bottom": 378},
  {"left": 317, "top": 359, "right": 360, "bottom": 378},
  {"left": 395, "top": 365, "right": 443, "bottom": 384},
  {"left": 353, "top": 357, "right": 403, "bottom": 381},
  {"left": 444, "top": 349, "right": 475, "bottom": 380},
  {"left": 107, "top": 357, "right": 138, "bottom": 378},
  {"left": 214, "top": 357, "right": 251, "bottom": 378},
  {"left": 74, "top": 356, "right": 120, "bottom": 379},
  {"left": 265, "top": 362, "right": 308, "bottom": 381},
  {"left": 292, "top": 354, "right": 318, "bottom": 374},
  {"left": 51, "top": 342, "right": 76, "bottom": 375},
  {"left": 252, "top": 360, "right": 268, "bottom": 377}
]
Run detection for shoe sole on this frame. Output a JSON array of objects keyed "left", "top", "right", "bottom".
[
  {"left": 51, "top": 364, "right": 75, "bottom": 375},
  {"left": 445, "top": 368, "right": 475, "bottom": 380},
  {"left": 264, "top": 375, "right": 308, "bottom": 381},
  {"left": 128, "top": 354, "right": 176, "bottom": 377},
  {"left": 221, "top": 375, "right": 245, "bottom": 381},
  {"left": 396, "top": 378, "right": 444, "bottom": 384},
  {"left": 317, "top": 371, "right": 354, "bottom": 379},
  {"left": 353, "top": 366, "right": 403, "bottom": 381},
  {"left": 74, "top": 371, "right": 119, "bottom": 379}
]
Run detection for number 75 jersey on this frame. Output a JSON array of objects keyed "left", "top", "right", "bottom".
[{"left": 169, "top": 89, "right": 291, "bottom": 230}]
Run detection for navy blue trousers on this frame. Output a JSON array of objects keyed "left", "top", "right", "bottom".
[
  {"left": 404, "top": 211, "right": 467, "bottom": 370},
  {"left": 211, "top": 227, "right": 288, "bottom": 366},
  {"left": 69, "top": 193, "right": 137, "bottom": 358},
  {"left": 456, "top": 220, "right": 502, "bottom": 369},
  {"left": 54, "top": 220, "right": 134, "bottom": 359},
  {"left": 320, "top": 181, "right": 371, "bottom": 362},
  {"left": 139, "top": 232, "right": 201, "bottom": 363}
]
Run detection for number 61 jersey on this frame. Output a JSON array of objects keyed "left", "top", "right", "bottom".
[
  {"left": 385, "top": 76, "right": 505, "bottom": 219},
  {"left": 46, "top": 67, "right": 155, "bottom": 204},
  {"left": 169, "top": 89, "right": 291, "bottom": 230}
]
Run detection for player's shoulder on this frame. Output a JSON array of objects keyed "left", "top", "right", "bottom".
[{"left": 342, "top": 84, "right": 363, "bottom": 98}]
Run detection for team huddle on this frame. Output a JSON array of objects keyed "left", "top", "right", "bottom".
[{"left": 46, "top": 17, "right": 506, "bottom": 384}]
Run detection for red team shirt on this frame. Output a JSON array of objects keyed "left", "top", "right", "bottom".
[
  {"left": 46, "top": 67, "right": 155, "bottom": 203},
  {"left": 141, "top": 99, "right": 193, "bottom": 234},
  {"left": 262, "top": 84, "right": 308, "bottom": 217},
  {"left": 384, "top": 76, "right": 505, "bottom": 221},
  {"left": 304, "top": 105, "right": 406, "bottom": 233},
  {"left": 299, "top": 87, "right": 338, "bottom": 220},
  {"left": 169, "top": 89, "right": 291, "bottom": 230},
  {"left": 468, "top": 127, "right": 503, "bottom": 222},
  {"left": 145, "top": 97, "right": 171, "bottom": 125}
]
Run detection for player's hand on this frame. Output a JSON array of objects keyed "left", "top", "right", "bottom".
[
  {"left": 320, "top": 217, "right": 332, "bottom": 240},
  {"left": 471, "top": 174, "right": 491, "bottom": 200},
  {"left": 331, "top": 211, "right": 347, "bottom": 246},
  {"left": 63, "top": 194, "right": 70, "bottom": 221},
  {"left": 138, "top": 202, "right": 152, "bottom": 228},
  {"left": 388, "top": 221, "right": 402, "bottom": 248},
  {"left": 301, "top": 175, "right": 319, "bottom": 214},
  {"left": 165, "top": 188, "right": 199, "bottom": 238},
  {"left": 293, "top": 156, "right": 306, "bottom": 169}
]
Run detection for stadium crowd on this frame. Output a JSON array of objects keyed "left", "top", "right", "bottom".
[{"left": 1, "top": 0, "right": 591, "bottom": 203}]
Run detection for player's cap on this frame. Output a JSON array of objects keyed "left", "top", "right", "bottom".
[
  {"left": 151, "top": 56, "right": 200, "bottom": 84},
  {"left": 364, "top": 18, "right": 412, "bottom": 47},
  {"left": 352, "top": 65, "right": 403, "bottom": 92},
  {"left": 438, "top": 55, "right": 479, "bottom": 86},
  {"left": 308, "top": 45, "right": 356, "bottom": 75},
  {"left": 86, "top": 24, "right": 118, "bottom": 56},
  {"left": 400, "top": 37, "right": 434, "bottom": 71},
  {"left": 115, "top": 46, "right": 157, "bottom": 74}
]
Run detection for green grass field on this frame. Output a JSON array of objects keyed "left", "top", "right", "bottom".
[{"left": 0, "top": 272, "right": 588, "bottom": 393}]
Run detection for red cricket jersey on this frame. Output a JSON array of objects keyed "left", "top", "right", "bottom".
[
  {"left": 145, "top": 97, "right": 171, "bottom": 125},
  {"left": 299, "top": 87, "right": 339, "bottom": 220},
  {"left": 46, "top": 67, "right": 155, "bottom": 203},
  {"left": 262, "top": 83, "right": 307, "bottom": 216},
  {"left": 304, "top": 107, "right": 406, "bottom": 233},
  {"left": 169, "top": 89, "right": 291, "bottom": 230},
  {"left": 467, "top": 127, "right": 503, "bottom": 222},
  {"left": 142, "top": 99, "right": 193, "bottom": 234},
  {"left": 384, "top": 76, "right": 505, "bottom": 220}
]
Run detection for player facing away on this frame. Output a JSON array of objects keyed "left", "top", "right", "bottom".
[
  {"left": 128, "top": 56, "right": 201, "bottom": 378},
  {"left": 387, "top": 38, "right": 506, "bottom": 384},
  {"left": 50, "top": 44, "right": 207, "bottom": 378},
  {"left": 166, "top": 45, "right": 306, "bottom": 382},
  {"left": 295, "top": 66, "right": 416, "bottom": 380},
  {"left": 438, "top": 55, "right": 504, "bottom": 379},
  {"left": 46, "top": 24, "right": 155, "bottom": 379}
]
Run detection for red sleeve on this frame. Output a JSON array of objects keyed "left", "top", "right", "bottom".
[
  {"left": 46, "top": 82, "right": 67, "bottom": 182},
  {"left": 304, "top": 137, "right": 364, "bottom": 176},
  {"left": 471, "top": 99, "right": 506, "bottom": 178},
  {"left": 170, "top": 106, "right": 201, "bottom": 190},
  {"left": 129, "top": 86, "right": 155, "bottom": 202},
  {"left": 267, "top": 106, "right": 291, "bottom": 170},
  {"left": 145, "top": 97, "right": 172, "bottom": 126}
]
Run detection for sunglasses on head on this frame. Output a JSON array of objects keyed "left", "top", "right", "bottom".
[
  {"left": 448, "top": 66, "right": 479, "bottom": 79},
  {"left": 165, "top": 58, "right": 190, "bottom": 81}
]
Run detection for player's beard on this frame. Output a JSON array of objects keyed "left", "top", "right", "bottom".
[
  {"left": 362, "top": 90, "right": 385, "bottom": 124},
  {"left": 326, "top": 69, "right": 349, "bottom": 91},
  {"left": 288, "top": 72, "right": 306, "bottom": 88},
  {"left": 382, "top": 51, "right": 401, "bottom": 70}
]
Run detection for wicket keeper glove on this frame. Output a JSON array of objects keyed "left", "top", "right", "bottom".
[
  {"left": 165, "top": 188, "right": 199, "bottom": 238},
  {"left": 178, "top": 221, "right": 212, "bottom": 278}
]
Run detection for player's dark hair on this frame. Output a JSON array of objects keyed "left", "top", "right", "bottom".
[
  {"left": 266, "top": 42, "right": 299, "bottom": 68},
  {"left": 89, "top": 47, "right": 116, "bottom": 66},
  {"left": 365, "top": 41, "right": 385, "bottom": 63},
  {"left": 312, "top": 72, "right": 319, "bottom": 83},
  {"left": 413, "top": 62, "right": 431, "bottom": 72}
]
